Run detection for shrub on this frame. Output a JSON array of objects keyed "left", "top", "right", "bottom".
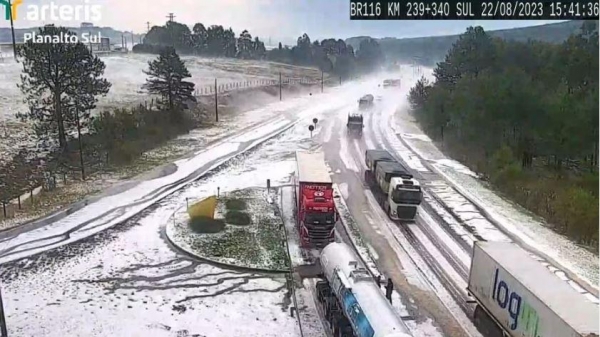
[
  {"left": 188, "top": 216, "right": 226, "bottom": 233},
  {"left": 225, "top": 211, "right": 251, "bottom": 226},
  {"left": 225, "top": 198, "right": 247, "bottom": 211}
]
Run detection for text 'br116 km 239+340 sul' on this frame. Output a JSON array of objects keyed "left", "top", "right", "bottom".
[{"left": 350, "top": 0, "right": 599, "bottom": 20}]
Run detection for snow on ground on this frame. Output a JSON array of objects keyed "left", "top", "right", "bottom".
[
  {"left": 0, "top": 81, "right": 368, "bottom": 264},
  {"left": 0, "top": 54, "right": 322, "bottom": 123},
  {"left": 296, "top": 278, "right": 328, "bottom": 337},
  {"left": 374, "top": 67, "right": 599, "bottom": 299},
  {"left": 0, "top": 53, "right": 323, "bottom": 163},
  {"left": 2, "top": 201, "right": 298, "bottom": 337},
  {"left": 387, "top": 80, "right": 599, "bottom": 290},
  {"left": 2, "top": 104, "right": 350, "bottom": 336}
]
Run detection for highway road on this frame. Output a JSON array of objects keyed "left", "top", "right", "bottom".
[{"left": 0, "top": 71, "right": 596, "bottom": 337}]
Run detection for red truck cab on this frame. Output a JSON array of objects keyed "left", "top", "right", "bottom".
[{"left": 295, "top": 151, "right": 337, "bottom": 248}]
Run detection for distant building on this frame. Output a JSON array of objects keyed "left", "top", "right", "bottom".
[
  {"left": 87, "top": 37, "right": 111, "bottom": 53},
  {"left": 81, "top": 22, "right": 94, "bottom": 28}
]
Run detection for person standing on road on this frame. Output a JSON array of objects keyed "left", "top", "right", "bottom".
[
  {"left": 375, "top": 275, "right": 381, "bottom": 288},
  {"left": 385, "top": 278, "right": 394, "bottom": 304}
]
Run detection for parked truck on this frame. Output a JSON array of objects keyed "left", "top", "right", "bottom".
[
  {"left": 468, "top": 241, "right": 599, "bottom": 337},
  {"left": 295, "top": 151, "right": 337, "bottom": 248},
  {"left": 364, "top": 149, "right": 422, "bottom": 221}
]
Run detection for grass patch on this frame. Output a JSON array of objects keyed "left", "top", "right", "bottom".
[
  {"left": 255, "top": 215, "right": 287, "bottom": 269},
  {"left": 179, "top": 188, "right": 288, "bottom": 270},
  {"left": 193, "top": 228, "right": 259, "bottom": 260},
  {"left": 188, "top": 217, "right": 226, "bottom": 233},
  {"left": 225, "top": 211, "right": 252, "bottom": 226},
  {"left": 225, "top": 198, "right": 247, "bottom": 211}
]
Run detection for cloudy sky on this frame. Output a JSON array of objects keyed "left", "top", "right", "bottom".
[{"left": 1, "top": 0, "right": 565, "bottom": 44}]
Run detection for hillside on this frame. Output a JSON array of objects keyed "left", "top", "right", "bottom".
[
  {"left": 346, "top": 20, "right": 593, "bottom": 66},
  {"left": 0, "top": 26, "right": 144, "bottom": 46}
]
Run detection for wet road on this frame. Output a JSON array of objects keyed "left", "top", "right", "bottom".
[{"left": 316, "top": 91, "right": 480, "bottom": 337}]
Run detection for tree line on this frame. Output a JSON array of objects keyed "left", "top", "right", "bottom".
[
  {"left": 134, "top": 21, "right": 385, "bottom": 79},
  {"left": 408, "top": 23, "right": 598, "bottom": 247},
  {"left": 0, "top": 26, "right": 197, "bottom": 216}
]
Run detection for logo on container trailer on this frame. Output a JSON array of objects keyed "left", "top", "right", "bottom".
[{"left": 492, "top": 268, "right": 540, "bottom": 335}]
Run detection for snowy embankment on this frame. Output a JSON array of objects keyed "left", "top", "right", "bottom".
[
  {"left": 0, "top": 78, "right": 368, "bottom": 265},
  {"left": 373, "top": 73, "right": 598, "bottom": 301}
]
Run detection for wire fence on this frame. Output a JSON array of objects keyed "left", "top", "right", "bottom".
[{"left": 192, "top": 77, "right": 326, "bottom": 97}]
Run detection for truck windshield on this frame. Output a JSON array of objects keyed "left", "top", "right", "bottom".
[
  {"left": 391, "top": 189, "right": 422, "bottom": 205},
  {"left": 305, "top": 212, "right": 335, "bottom": 225}
]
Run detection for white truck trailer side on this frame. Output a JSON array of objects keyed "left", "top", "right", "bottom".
[{"left": 468, "top": 241, "right": 599, "bottom": 337}]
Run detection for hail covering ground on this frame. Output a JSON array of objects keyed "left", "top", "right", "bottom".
[
  {"left": 0, "top": 53, "right": 323, "bottom": 164},
  {"left": 0, "top": 58, "right": 596, "bottom": 336}
]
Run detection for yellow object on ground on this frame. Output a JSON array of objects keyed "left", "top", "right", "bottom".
[{"left": 187, "top": 196, "right": 218, "bottom": 219}]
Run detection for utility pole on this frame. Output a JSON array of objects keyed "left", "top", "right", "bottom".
[
  {"left": 131, "top": 31, "right": 134, "bottom": 47},
  {"left": 8, "top": 0, "right": 17, "bottom": 61},
  {"left": 214, "top": 78, "right": 218, "bottom": 122},
  {"left": 166, "top": 13, "right": 175, "bottom": 47},
  {"left": 75, "top": 103, "right": 85, "bottom": 181},
  {"left": 146, "top": 21, "right": 151, "bottom": 32},
  {"left": 321, "top": 71, "right": 324, "bottom": 93},
  {"left": 88, "top": 30, "right": 93, "bottom": 55},
  {"left": 0, "top": 284, "right": 7, "bottom": 337}
]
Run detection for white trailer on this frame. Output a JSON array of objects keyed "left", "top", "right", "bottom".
[{"left": 468, "top": 241, "right": 599, "bottom": 337}]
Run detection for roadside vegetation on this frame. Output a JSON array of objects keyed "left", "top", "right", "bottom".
[
  {"left": 349, "top": 20, "right": 587, "bottom": 67},
  {"left": 1, "top": 22, "right": 386, "bottom": 224},
  {"left": 408, "top": 23, "right": 599, "bottom": 249}
]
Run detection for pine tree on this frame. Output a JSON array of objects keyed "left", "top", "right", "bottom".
[
  {"left": 143, "top": 47, "right": 196, "bottom": 117},
  {"left": 17, "top": 26, "right": 111, "bottom": 152}
]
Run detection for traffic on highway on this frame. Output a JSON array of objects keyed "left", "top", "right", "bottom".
[{"left": 0, "top": 73, "right": 597, "bottom": 337}]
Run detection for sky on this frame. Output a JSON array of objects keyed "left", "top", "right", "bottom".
[{"left": 0, "top": 0, "right": 567, "bottom": 45}]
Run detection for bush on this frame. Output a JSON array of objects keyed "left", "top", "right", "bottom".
[
  {"left": 188, "top": 216, "right": 226, "bottom": 233},
  {"left": 225, "top": 198, "right": 247, "bottom": 211},
  {"left": 553, "top": 187, "right": 598, "bottom": 246},
  {"left": 225, "top": 211, "right": 251, "bottom": 226},
  {"left": 89, "top": 104, "right": 198, "bottom": 167}
]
